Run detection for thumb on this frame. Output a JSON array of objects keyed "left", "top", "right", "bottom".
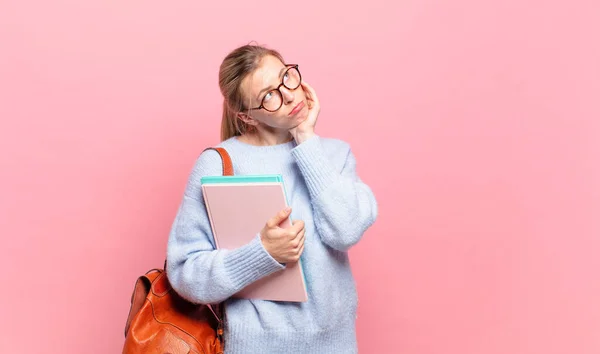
[{"left": 267, "top": 207, "right": 292, "bottom": 228}]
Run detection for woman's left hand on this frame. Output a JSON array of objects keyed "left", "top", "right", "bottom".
[{"left": 290, "top": 81, "right": 320, "bottom": 144}]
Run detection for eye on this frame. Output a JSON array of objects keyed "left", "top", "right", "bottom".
[
  {"left": 282, "top": 72, "right": 290, "bottom": 83},
  {"left": 263, "top": 91, "right": 273, "bottom": 102}
]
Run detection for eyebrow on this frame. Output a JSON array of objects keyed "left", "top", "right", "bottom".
[{"left": 256, "top": 66, "right": 288, "bottom": 102}]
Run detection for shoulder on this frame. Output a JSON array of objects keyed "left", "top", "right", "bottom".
[
  {"left": 194, "top": 147, "right": 225, "bottom": 175},
  {"left": 183, "top": 144, "right": 230, "bottom": 199},
  {"left": 194, "top": 137, "right": 238, "bottom": 174}
]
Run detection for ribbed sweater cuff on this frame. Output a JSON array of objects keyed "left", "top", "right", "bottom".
[
  {"left": 290, "top": 135, "right": 338, "bottom": 199},
  {"left": 223, "top": 234, "right": 285, "bottom": 290}
]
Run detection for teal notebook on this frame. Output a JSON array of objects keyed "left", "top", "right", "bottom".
[{"left": 201, "top": 174, "right": 284, "bottom": 185}]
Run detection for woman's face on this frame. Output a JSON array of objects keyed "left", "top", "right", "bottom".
[{"left": 239, "top": 55, "right": 309, "bottom": 132}]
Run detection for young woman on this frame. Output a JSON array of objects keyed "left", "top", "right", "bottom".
[{"left": 167, "top": 44, "right": 378, "bottom": 353}]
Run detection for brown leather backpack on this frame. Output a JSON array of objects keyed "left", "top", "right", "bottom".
[{"left": 122, "top": 147, "right": 233, "bottom": 354}]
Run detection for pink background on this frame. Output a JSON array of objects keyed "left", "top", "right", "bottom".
[{"left": 1, "top": 0, "right": 599, "bottom": 353}]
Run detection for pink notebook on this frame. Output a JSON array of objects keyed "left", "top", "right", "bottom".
[{"left": 201, "top": 175, "right": 308, "bottom": 302}]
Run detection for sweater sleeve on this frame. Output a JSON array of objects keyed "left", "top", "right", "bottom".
[
  {"left": 166, "top": 150, "right": 285, "bottom": 304},
  {"left": 290, "top": 135, "right": 378, "bottom": 252}
]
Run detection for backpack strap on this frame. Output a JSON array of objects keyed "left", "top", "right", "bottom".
[
  {"left": 201, "top": 147, "right": 232, "bottom": 328},
  {"left": 203, "top": 147, "right": 234, "bottom": 176}
]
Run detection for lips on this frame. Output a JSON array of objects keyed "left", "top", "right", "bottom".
[{"left": 288, "top": 101, "right": 305, "bottom": 116}]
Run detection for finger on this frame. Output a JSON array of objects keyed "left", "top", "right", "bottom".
[
  {"left": 296, "top": 242, "right": 305, "bottom": 259},
  {"left": 302, "top": 83, "right": 312, "bottom": 99},
  {"left": 286, "top": 223, "right": 304, "bottom": 242},
  {"left": 267, "top": 207, "right": 292, "bottom": 228},
  {"left": 295, "top": 228, "right": 306, "bottom": 246},
  {"left": 302, "top": 82, "right": 319, "bottom": 104},
  {"left": 291, "top": 219, "right": 305, "bottom": 233},
  {"left": 304, "top": 91, "right": 319, "bottom": 111},
  {"left": 293, "top": 224, "right": 305, "bottom": 239},
  {"left": 301, "top": 82, "right": 313, "bottom": 99},
  {"left": 291, "top": 230, "right": 304, "bottom": 249}
]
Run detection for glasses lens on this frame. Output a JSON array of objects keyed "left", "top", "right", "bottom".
[
  {"left": 262, "top": 89, "right": 283, "bottom": 112},
  {"left": 283, "top": 67, "right": 301, "bottom": 90}
]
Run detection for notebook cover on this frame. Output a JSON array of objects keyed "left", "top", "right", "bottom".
[{"left": 201, "top": 177, "right": 308, "bottom": 302}]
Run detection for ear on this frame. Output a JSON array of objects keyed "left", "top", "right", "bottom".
[{"left": 236, "top": 112, "right": 259, "bottom": 127}]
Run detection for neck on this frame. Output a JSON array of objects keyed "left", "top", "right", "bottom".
[{"left": 239, "top": 128, "right": 293, "bottom": 146}]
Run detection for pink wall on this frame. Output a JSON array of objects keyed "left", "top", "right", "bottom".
[{"left": 1, "top": 0, "right": 599, "bottom": 353}]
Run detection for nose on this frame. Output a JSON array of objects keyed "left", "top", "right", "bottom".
[{"left": 280, "top": 86, "right": 294, "bottom": 104}]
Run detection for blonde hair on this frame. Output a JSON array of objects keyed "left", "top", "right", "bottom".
[{"left": 218, "top": 43, "right": 285, "bottom": 141}]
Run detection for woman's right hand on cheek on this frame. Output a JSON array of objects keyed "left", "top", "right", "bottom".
[{"left": 260, "top": 207, "right": 306, "bottom": 264}]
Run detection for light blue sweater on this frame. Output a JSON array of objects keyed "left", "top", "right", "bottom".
[{"left": 166, "top": 134, "right": 378, "bottom": 353}]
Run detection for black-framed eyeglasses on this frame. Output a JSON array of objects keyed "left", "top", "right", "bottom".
[{"left": 248, "top": 64, "right": 302, "bottom": 112}]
